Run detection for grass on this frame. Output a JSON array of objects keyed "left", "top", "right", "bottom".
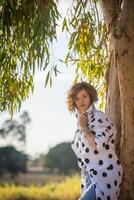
[{"left": 0, "top": 174, "right": 81, "bottom": 200}]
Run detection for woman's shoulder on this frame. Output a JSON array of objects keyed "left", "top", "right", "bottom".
[{"left": 94, "top": 108, "right": 113, "bottom": 123}]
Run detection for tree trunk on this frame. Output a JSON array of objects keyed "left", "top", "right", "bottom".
[{"left": 100, "top": 0, "right": 134, "bottom": 199}]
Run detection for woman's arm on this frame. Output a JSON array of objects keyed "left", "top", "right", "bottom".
[
  {"left": 79, "top": 113, "right": 97, "bottom": 149},
  {"left": 85, "top": 131, "right": 97, "bottom": 150}
]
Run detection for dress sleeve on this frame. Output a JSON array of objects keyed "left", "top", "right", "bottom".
[
  {"left": 90, "top": 111, "right": 117, "bottom": 152},
  {"left": 80, "top": 165, "right": 90, "bottom": 195}
]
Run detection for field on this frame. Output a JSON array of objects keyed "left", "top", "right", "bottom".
[{"left": 0, "top": 173, "right": 81, "bottom": 200}]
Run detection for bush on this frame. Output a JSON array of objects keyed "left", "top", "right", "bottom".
[{"left": 0, "top": 174, "right": 81, "bottom": 200}]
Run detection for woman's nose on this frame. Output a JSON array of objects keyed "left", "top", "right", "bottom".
[{"left": 79, "top": 99, "right": 83, "bottom": 103}]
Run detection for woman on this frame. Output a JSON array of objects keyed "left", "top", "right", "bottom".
[{"left": 67, "top": 82, "right": 123, "bottom": 200}]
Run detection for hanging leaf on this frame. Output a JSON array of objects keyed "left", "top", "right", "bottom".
[
  {"left": 62, "top": 0, "right": 108, "bottom": 109},
  {"left": 0, "top": 0, "right": 60, "bottom": 114}
]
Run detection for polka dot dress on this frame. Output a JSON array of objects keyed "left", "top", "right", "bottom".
[{"left": 71, "top": 104, "right": 123, "bottom": 200}]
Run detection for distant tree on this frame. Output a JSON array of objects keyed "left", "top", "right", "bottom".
[
  {"left": 44, "top": 142, "right": 79, "bottom": 175},
  {"left": 0, "top": 146, "right": 28, "bottom": 176},
  {"left": 0, "top": 111, "right": 31, "bottom": 148},
  {"left": 0, "top": 111, "right": 30, "bottom": 175}
]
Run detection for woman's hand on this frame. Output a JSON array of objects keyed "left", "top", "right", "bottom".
[
  {"left": 79, "top": 112, "right": 97, "bottom": 150},
  {"left": 79, "top": 112, "right": 89, "bottom": 128}
]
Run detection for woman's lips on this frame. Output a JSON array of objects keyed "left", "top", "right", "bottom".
[{"left": 80, "top": 104, "right": 85, "bottom": 107}]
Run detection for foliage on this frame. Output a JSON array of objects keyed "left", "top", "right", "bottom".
[
  {"left": 44, "top": 142, "right": 79, "bottom": 174},
  {"left": 62, "top": 0, "right": 108, "bottom": 109},
  {"left": 0, "top": 174, "right": 80, "bottom": 200},
  {"left": 0, "top": 0, "right": 109, "bottom": 114},
  {"left": 0, "top": 111, "right": 31, "bottom": 146},
  {"left": 0, "top": 146, "right": 28, "bottom": 175},
  {"left": 0, "top": 0, "right": 60, "bottom": 114}
]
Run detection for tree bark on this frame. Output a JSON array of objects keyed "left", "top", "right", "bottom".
[{"left": 100, "top": 0, "right": 134, "bottom": 199}]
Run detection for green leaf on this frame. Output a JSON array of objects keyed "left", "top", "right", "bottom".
[{"left": 45, "top": 72, "right": 50, "bottom": 87}]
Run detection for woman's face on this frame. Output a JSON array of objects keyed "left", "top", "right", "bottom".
[{"left": 74, "top": 89, "right": 91, "bottom": 112}]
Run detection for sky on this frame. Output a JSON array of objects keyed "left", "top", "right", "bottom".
[
  {"left": 0, "top": 0, "right": 78, "bottom": 156},
  {"left": 0, "top": 1, "right": 102, "bottom": 157},
  {"left": 20, "top": 68, "right": 76, "bottom": 156}
]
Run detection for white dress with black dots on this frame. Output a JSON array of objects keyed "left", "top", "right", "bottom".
[{"left": 71, "top": 104, "right": 123, "bottom": 200}]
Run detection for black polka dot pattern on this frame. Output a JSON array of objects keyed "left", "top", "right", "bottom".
[
  {"left": 102, "top": 132, "right": 106, "bottom": 136},
  {"left": 91, "top": 114, "right": 94, "bottom": 118},
  {"left": 103, "top": 142, "right": 105, "bottom": 147},
  {"left": 114, "top": 180, "right": 117, "bottom": 186},
  {"left": 108, "top": 154, "right": 113, "bottom": 159},
  {"left": 107, "top": 125, "right": 111, "bottom": 130},
  {"left": 85, "top": 148, "right": 89, "bottom": 153},
  {"left": 81, "top": 161, "right": 84, "bottom": 166},
  {"left": 91, "top": 130, "right": 96, "bottom": 135},
  {"left": 107, "top": 184, "right": 111, "bottom": 189},
  {"left": 105, "top": 144, "right": 110, "bottom": 150},
  {"left": 91, "top": 118, "right": 95, "bottom": 122},
  {"left": 102, "top": 191, "right": 104, "bottom": 196},
  {"left": 91, "top": 125, "right": 95, "bottom": 129},
  {"left": 98, "top": 119, "right": 103, "bottom": 123},
  {"left": 71, "top": 140, "right": 74, "bottom": 144},
  {"left": 107, "top": 164, "right": 113, "bottom": 170},
  {"left": 81, "top": 184, "right": 84, "bottom": 188},
  {"left": 111, "top": 139, "right": 115, "bottom": 144},
  {"left": 98, "top": 160, "right": 103, "bottom": 165},
  {"left": 110, "top": 133, "right": 114, "bottom": 138},
  {"left": 102, "top": 172, "right": 107, "bottom": 177},
  {"left": 82, "top": 142, "right": 85, "bottom": 147},
  {"left": 85, "top": 158, "right": 90, "bottom": 163},
  {"left": 71, "top": 106, "right": 123, "bottom": 200},
  {"left": 117, "top": 160, "right": 121, "bottom": 165},
  {"left": 94, "top": 150, "right": 99, "bottom": 154},
  {"left": 93, "top": 169, "right": 97, "bottom": 175}
]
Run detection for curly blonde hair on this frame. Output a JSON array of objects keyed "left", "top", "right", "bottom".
[{"left": 67, "top": 82, "right": 98, "bottom": 112}]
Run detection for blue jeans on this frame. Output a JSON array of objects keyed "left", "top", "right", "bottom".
[{"left": 79, "top": 184, "right": 96, "bottom": 200}]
